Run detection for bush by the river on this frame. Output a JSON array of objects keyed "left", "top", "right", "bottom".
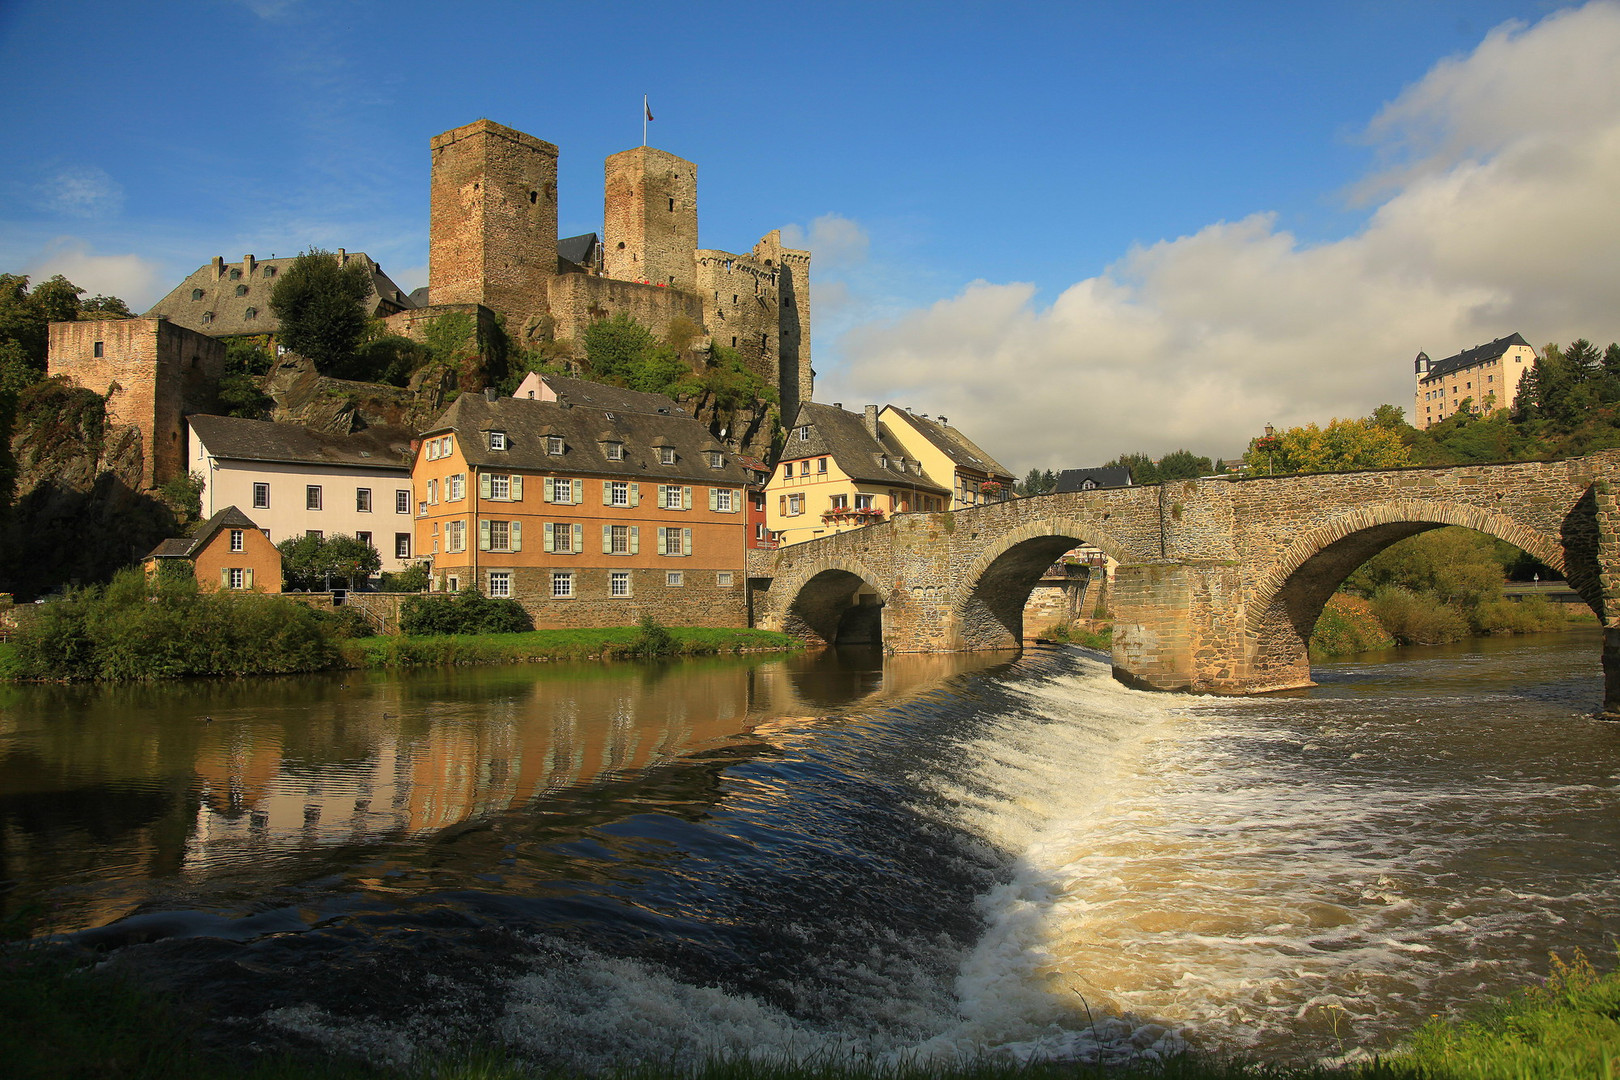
[
  {"left": 398, "top": 589, "right": 533, "bottom": 636},
  {"left": 9, "top": 567, "right": 339, "bottom": 680},
  {"left": 1308, "top": 594, "right": 1394, "bottom": 657}
]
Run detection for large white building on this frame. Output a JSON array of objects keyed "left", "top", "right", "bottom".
[
  {"left": 1413, "top": 332, "right": 1536, "bottom": 429},
  {"left": 188, "top": 414, "right": 418, "bottom": 571}
]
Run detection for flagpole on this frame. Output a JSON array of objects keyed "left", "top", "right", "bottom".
[{"left": 643, "top": 95, "right": 648, "bottom": 146}]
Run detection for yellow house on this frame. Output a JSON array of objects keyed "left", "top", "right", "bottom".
[
  {"left": 1413, "top": 332, "right": 1536, "bottom": 430},
  {"left": 877, "top": 406, "right": 1015, "bottom": 510},
  {"left": 766, "top": 403, "right": 965, "bottom": 546}
]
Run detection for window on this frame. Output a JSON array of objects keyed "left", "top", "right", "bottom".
[
  {"left": 229, "top": 529, "right": 244, "bottom": 552},
  {"left": 235, "top": 284, "right": 249, "bottom": 297},
  {"left": 357, "top": 488, "right": 372, "bottom": 512},
  {"left": 244, "top": 307, "right": 257, "bottom": 320},
  {"left": 830, "top": 494, "right": 848, "bottom": 510},
  {"left": 548, "top": 436, "right": 564, "bottom": 455},
  {"left": 609, "top": 481, "right": 629, "bottom": 507},
  {"left": 306, "top": 530, "right": 323, "bottom": 539},
  {"left": 229, "top": 568, "right": 244, "bottom": 589},
  {"left": 490, "top": 474, "right": 510, "bottom": 500},
  {"left": 395, "top": 533, "right": 411, "bottom": 559},
  {"left": 396, "top": 490, "right": 410, "bottom": 513},
  {"left": 487, "top": 570, "right": 512, "bottom": 598},
  {"left": 358, "top": 531, "right": 372, "bottom": 547},
  {"left": 714, "top": 488, "right": 734, "bottom": 512},
  {"left": 659, "top": 446, "right": 675, "bottom": 465},
  {"left": 265, "top": 266, "right": 276, "bottom": 278},
  {"left": 855, "top": 494, "right": 874, "bottom": 510},
  {"left": 707, "top": 451, "right": 724, "bottom": 468},
  {"left": 551, "top": 522, "right": 573, "bottom": 553},
  {"left": 426, "top": 479, "right": 438, "bottom": 504},
  {"left": 818, "top": 457, "right": 827, "bottom": 473},
  {"left": 446, "top": 520, "right": 465, "bottom": 553},
  {"left": 447, "top": 576, "right": 459, "bottom": 593},
  {"left": 253, "top": 482, "right": 269, "bottom": 509},
  {"left": 610, "top": 571, "right": 631, "bottom": 597},
  {"left": 306, "top": 485, "right": 322, "bottom": 511},
  {"left": 92, "top": 341, "right": 103, "bottom": 357},
  {"left": 659, "top": 526, "right": 691, "bottom": 556},
  {"left": 191, "top": 288, "right": 204, "bottom": 301},
  {"left": 610, "top": 524, "right": 630, "bottom": 554},
  {"left": 488, "top": 520, "right": 511, "bottom": 551},
  {"left": 449, "top": 474, "right": 465, "bottom": 501},
  {"left": 661, "top": 484, "right": 688, "bottom": 510},
  {"left": 547, "top": 571, "right": 569, "bottom": 598},
  {"left": 798, "top": 426, "right": 809, "bottom": 440},
  {"left": 201, "top": 312, "right": 213, "bottom": 325},
  {"left": 666, "top": 571, "right": 684, "bottom": 587},
  {"left": 787, "top": 494, "right": 804, "bottom": 516},
  {"left": 489, "top": 430, "right": 507, "bottom": 451},
  {"left": 717, "top": 572, "right": 734, "bottom": 588},
  {"left": 605, "top": 442, "right": 624, "bottom": 461}
]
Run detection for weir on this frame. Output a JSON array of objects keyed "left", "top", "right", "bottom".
[{"left": 747, "top": 449, "right": 1620, "bottom": 715}]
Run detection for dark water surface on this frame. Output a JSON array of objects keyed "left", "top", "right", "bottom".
[{"left": 1, "top": 635, "right": 1616, "bottom": 1068}]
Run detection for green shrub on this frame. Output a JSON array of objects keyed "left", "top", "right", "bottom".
[
  {"left": 1310, "top": 593, "right": 1394, "bottom": 657},
  {"left": 399, "top": 588, "right": 533, "bottom": 636},
  {"left": 1039, "top": 622, "right": 1112, "bottom": 650},
  {"left": 1471, "top": 595, "right": 1566, "bottom": 635},
  {"left": 1371, "top": 585, "right": 1470, "bottom": 645},
  {"left": 622, "top": 614, "right": 677, "bottom": 657}
]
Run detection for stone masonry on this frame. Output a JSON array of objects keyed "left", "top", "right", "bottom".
[{"left": 747, "top": 450, "right": 1620, "bottom": 713}]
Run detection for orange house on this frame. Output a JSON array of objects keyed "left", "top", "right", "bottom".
[
  {"left": 143, "top": 506, "right": 282, "bottom": 591},
  {"left": 413, "top": 386, "right": 750, "bottom": 628}
]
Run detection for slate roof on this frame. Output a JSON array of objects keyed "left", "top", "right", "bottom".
[
  {"left": 557, "top": 233, "right": 600, "bottom": 269},
  {"left": 1419, "top": 332, "right": 1533, "bottom": 384},
  {"left": 145, "top": 252, "right": 415, "bottom": 338},
  {"left": 144, "top": 506, "right": 263, "bottom": 560},
  {"left": 537, "top": 374, "right": 693, "bottom": 417},
  {"left": 1053, "top": 466, "right": 1134, "bottom": 493},
  {"left": 189, "top": 414, "right": 415, "bottom": 471},
  {"left": 421, "top": 393, "right": 748, "bottom": 486},
  {"left": 887, "top": 408, "right": 1014, "bottom": 480},
  {"left": 781, "top": 403, "right": 950, "bottom": 494}
]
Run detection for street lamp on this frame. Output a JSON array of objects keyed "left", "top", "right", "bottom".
[{"left": 1256, "top": 424, "right": 1280, "bottom": 476}]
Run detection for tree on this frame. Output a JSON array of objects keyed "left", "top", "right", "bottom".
[
  {"left": 583, "top": 313, "right": 658, "bottom": 385},
  {"left": 1156, "top": 449, "right": 1213, "bottom": 481},
  {"left": 1242, "top": 415, "right": 1410, "bottom": 475},
  {"left": 277, "top": 532, "right": 380, "bottom": 590},
  {"left": 268, "top": 248, "right": 373, "bottom": 373},
  {"left": 1106, "top": 452, "right": 1160, "bottom": 484}
]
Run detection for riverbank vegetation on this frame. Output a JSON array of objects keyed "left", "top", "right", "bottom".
[
  {"left": 344, "top": 620, "right": 796, "bottom": 668},
  {"left": 4, "top": 926, "right": 1616, "bottom": 1080}
]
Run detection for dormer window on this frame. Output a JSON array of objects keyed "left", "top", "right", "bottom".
[
  {"left": 235, "top": 284, "right": 249, "bottom": 297},
  {"left": 707, "top": 450, "right": 724, "bottom": 468},
  {"left": 191, "top": 288, "right": 204, "bottom": 301},
  {"left": 244, "top": 307, "right": 257, "bottom": 320},
  {"left": 547, "top": 435, "right": 564, "bottom": 455},
  {"left": 229, "top": 268, "right": 242, "bottom": 280},
  {"left": 880, "top": 455, "right": 889, "bottom": 469},
  {"left": 605, "top": 442, "right": 624, "bottom": 461},
  {"left": 659, "top": 446, "right": 675, "bottom": 465},
  {"left": 201, "top": 312, "right": 213, "bottom": 325},
  {"left": 488, "top": 430, "right": 507, "bottom": 451},
  {"left": 797, "top": 425, "right": 809, "bottom": 440}
]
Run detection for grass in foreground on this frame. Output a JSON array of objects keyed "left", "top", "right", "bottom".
[{"left": 341, "top": 624, "right": 799, "bottom": 669}]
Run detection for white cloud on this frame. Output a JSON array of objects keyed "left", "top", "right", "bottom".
[
  {"left": 781, "top": 213, "right": 869, "bottom": 271},
  {"left": 24, "top": 239, "right": 167, "bottom": 310},
  {"left": 827, "top": 2, "right": 1620, "bottom": 473},
  {"left": 37, "top": 166, "right": 124, "bottom": 219}
]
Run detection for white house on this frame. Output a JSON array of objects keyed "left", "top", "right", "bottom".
[{"left": 188, "top": 414, "right": 418, "bottom": 572}]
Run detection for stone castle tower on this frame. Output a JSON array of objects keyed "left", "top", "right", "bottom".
[{"left": 422, "top": 118, "right": 811, "bottom": 423}]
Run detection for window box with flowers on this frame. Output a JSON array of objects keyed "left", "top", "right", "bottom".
[
  {"left": 821, "top": 506, "right": 887, "bottom": 525},
  {"left": 979, "top": 480, "right": 1005, "bottom": 498}
]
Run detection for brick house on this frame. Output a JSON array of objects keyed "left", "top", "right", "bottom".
[
  {"left": 143, "top": 507, "right": 282, "bottom": 591},
  {"left": 413, "top": 387, "right": 750, "bottom": 627}
]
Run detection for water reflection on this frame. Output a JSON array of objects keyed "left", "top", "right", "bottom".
[{"left": 0, "top": 649, "right": 1005, "bottom": 933}]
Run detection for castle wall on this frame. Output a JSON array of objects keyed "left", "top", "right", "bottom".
[
  {"left": 48, "top": 318, "right": 225, "bottom": 489},
  {"left": 546, "top": 275, "right": 705, "bottom": 350},
  {"left": 695, "top": 250, "right": 780, "bottom": 384},
  {"left": 603, "top": 147, "right": 698, "bottom": 292},
  {"left": 750, "top": 231, "right": 812, "bottom": 419},
  {"left": 429, "top": 119, "right": 559, "bottom": 330}
]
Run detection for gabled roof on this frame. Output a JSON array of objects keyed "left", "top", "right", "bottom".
[
  {"left": 557, "top": 233, "right": 599, "bottom": 268},
  {"left": 1419, "top": 332, "right": 1533, "bottom": 384},
  {"left": 144, "top": 252, "right": 415, "bottom": 338},
  {"left": 781, "top": 403, "right": 950, "bottom": 494},
  {"left": 1053, "top": 466, "right": 1133, "bottom": 492},
  {"left": 189, "top": 414, "right": 415, "bottom": 471},
  {"left": 535, "top": 374, "right": 693, "bottom": 417},
  {"left": 885, "top": 408, "right": 1014, "bottom": 480},
  {"left": 421, "top": 393, "right": 747, "bottom": 485},
  {"left": 144, "top": 506, "right": 263, "bottom": 560}
]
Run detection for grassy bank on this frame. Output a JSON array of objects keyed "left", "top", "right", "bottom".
[
  {"left": 340, "top": 625, "right": 799, "bottom": 668},
  {"left": 4, "top": 936, "right": 1617, "bottom": 1079}
]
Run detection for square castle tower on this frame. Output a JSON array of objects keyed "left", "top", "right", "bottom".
[{"left": 423, "top": 119, "right": 812, "bottom": 421}]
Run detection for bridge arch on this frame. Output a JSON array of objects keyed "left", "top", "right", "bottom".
[
  {"left": 954, "top": 516, "right": 1132, "bottom": 651},
  {"left": 1244, "top": 499, "right": 1590, "bottom": 688},
  {"left": 769, "top": 555, "right": 891, "bottom": 647}
]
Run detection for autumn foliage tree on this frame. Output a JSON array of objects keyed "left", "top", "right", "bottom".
[{"left": 1242, "top": 415, "right": 1410, "bottom": 475}]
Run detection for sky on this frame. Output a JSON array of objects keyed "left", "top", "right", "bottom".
[{"left": 3, "top": 0, "right": 1618, "bottom": 473}]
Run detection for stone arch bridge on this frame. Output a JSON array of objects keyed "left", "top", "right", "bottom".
[{"left": 746, "top": 451, "right": 1620, "bottom": 712}]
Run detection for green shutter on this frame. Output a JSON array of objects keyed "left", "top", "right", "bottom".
[
  {"left": 656, "top": 528, "right": 666, "bottom": 555},
  {"left": 572, "top": 523, "right": 582, "bottom": 551},
  {"left": 630, "top": 483, "right": 641, "bottom": 507},
  {"left": 244, "top": 568, "right": 254, "bottom": 589},
  {"left": 573, "top": 479, "right": 583, "bottom": 505},
  {"left": 479, "top": 519, "right": 491, "bottom": 550},
  {"left": 657, "top": 484, "right": 667, "bottom": 508},
  {"left": 220, "top": 568, "right": 230, "bottom": 588},
  {"left": 629, "top": 526, "right": 640, "bottom": 555},
  {"left": 511, "top": 475, "right": 523, "bottom": 501},
  {"left": 480, "top": 473, "right": 492, "bottom": 499},
  {"left": 683, "top": 486, "right": 692, "bottom": 510},
  {"left": 708, "top": 488, "right": 718, "bottom": 511},
  {"left": 682, "top": 528, "right": 692, "bottom": 556},
  {"left": 544, "top": 477, "right": 555, "bottom": 503},
  {"left": 602, "top": 480, "right": 612, "bottom": 504},
  {"left": 510, "top": 521, "right": 522, "bottom": 551},
  {"left": 544, "top": 522, "right": 555, "bottom": 552},
  {"left": 602, "top": 525, "right": 612, "bottom": 554}
]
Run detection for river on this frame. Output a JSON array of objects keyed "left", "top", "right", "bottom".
[{"left": 1, "top": 632, "right": 1616, "bottom": 1069}]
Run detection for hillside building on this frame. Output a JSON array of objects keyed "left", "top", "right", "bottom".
[
  {"left": 143, "top": 506, "right": 282, "bottom": 592},
  {"left": 1413, "top": 332, "right": 1536, "bottom": 429},
  {"left": 145, "top": 250, "right": 414, "bottom": 339}
]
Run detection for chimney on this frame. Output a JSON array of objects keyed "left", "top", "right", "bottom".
[
  {"left": 243, "top": 254, "right": 255, "bottom": 276},
  {"left": 337, "top": 247, "right": 347, "bottom": 264},
  {"left": 832, "top": 402, "right": 842, "bottom": 410},
  {"left": 864, "top": 405, "right": 879, "bottom": 439},
  {"left": 212, "top": 255, "right": 224, "bottom": 280},
  {"left": 484, "top": 387, "right": 498, "bottom": 402}
]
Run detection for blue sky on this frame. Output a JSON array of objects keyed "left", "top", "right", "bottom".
[{"left": 3, "top": 1, "right": 1615, "bottom": 470}]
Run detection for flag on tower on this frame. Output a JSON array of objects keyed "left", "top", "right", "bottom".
[{"left": 645, "top": 96, "right": 654, "bottom": 123}]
